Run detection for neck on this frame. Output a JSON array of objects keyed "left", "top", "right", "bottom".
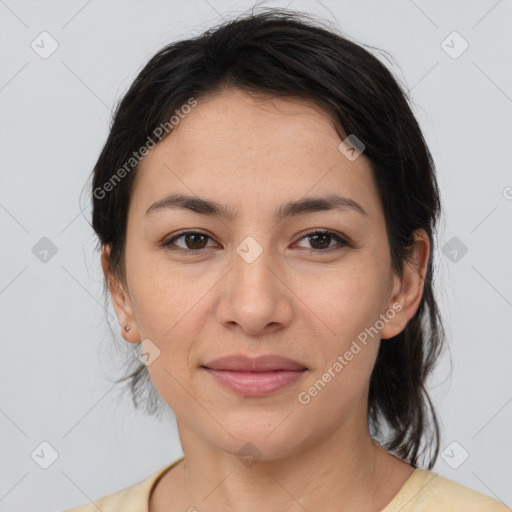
[{"left": 164, "top": 417, "right": 413, "bottom": 512}]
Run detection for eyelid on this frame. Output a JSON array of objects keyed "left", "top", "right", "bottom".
[
  {"left": 162, "top": 229, "right": 218, "bottom": 250},
  {"left": 162, "top": 228, "right": 353, "bottom": 252},
  {"left": 293, "top": 228, "right": 353, "bottom": 251}
]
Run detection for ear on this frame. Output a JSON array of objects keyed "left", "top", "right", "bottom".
[
  {"left": 380, "top": 229, "right": 430, "bottom": 340},
  {"left": 100, "top": 245, "right": 139, "bottom": 343}
]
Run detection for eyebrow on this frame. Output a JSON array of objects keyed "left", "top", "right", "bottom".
[{"left": 145, "top": 192, "right": 367, "bottom": 221}]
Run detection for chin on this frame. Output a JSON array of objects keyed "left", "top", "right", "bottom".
[{"left": 207, "top": 422, "right": 312, "bottom": 464}]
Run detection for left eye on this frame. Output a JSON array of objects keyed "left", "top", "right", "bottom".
[
  {"left": 162, "top": 230, "right": 349, "bottom": 252},
  {"left": 295, "top": 230, "right": 348, "bottom": 251}
]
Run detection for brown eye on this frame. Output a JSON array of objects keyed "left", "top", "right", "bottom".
[
  {"left": 295, "top": 230, "right": 349, "bottom": 252},
  {"left": 163, "top": 231, "right": 215, "bottom": 251},
  {"left": 183, "top": 233, "right": 209, "bottom": 249},
  {"left": 308, "top": 233, "right": 333, "bottom": 250},
  {"left": 162, "top": 229, "right": 351, "bottom": 254}
]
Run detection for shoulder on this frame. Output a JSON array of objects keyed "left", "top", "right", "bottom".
[
  {"left": 385, "top": 468, "right": 511, "bottom": 512},
  {"left": 62, "top": 464, "right": 173, "bottom": 512}
]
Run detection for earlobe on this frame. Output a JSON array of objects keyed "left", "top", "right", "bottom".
[
  {"left": 380, "top": 229, "right": 430, "bottom": 340},
  {"left": 100, "top": 245, "right": 139, "bottom": 343}
]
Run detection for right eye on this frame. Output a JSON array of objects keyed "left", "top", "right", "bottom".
[{"left": 161, "top": 231, "right": 218, "bottom": 252}]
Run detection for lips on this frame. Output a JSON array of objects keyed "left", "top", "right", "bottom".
[
  {"left": 202, "top": 354, "right": 307, "bottom": 372},
  {"left": 201, "top": 354, "right": 308, "bottom": 396}
]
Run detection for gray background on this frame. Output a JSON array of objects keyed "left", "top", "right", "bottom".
[{"left": 1, "top": 0, "right": 511, "bottom": 510}]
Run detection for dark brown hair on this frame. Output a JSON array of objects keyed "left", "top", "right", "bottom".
[{"left": 87, "top": 8, "right": 446, "bottom": 469}]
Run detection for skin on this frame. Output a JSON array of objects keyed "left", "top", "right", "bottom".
[{"left": 102, "top": 87, "right": 430, "bottom": 512}]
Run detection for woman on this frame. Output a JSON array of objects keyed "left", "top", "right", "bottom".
[{"left": 65, "top": 8, "right": 510, "bottom": 512}]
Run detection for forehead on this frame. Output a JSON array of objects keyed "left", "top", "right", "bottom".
[
  {"left": 160, "top": 87, "right": 344, "bottom": 158},
  {"left": 131, "top": 88, "right": 381, "bottom": 223}
]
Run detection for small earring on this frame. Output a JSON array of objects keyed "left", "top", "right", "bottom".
[{"left": 124, "top": 325, "right": 131, "bottom": 332}]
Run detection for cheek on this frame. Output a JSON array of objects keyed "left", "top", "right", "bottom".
[
  {"left": 292, "top": 262, "right": 388, "bottom": 402},
  {"left": 295, "top": 340, "right": 379, "bottom": 439},
  {"left": 296, "top": 262, "right": 390, "bottom": 345},
  {"left": 296, "top": 275, "right": 384, "bottom": 414},
  {"left": 127, "top": 251, "right": 208, "bottom": 337},
  {"left": 127, "top": 261, "right": 209, "bottom": 387}
]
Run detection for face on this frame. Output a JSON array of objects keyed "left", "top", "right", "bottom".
[{"left": 103, "top": 87, "right": 427, "bottom": 460}]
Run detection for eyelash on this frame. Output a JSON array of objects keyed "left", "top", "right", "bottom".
[{"left": 161, "top": 229, "right": 353, "bottom": 254}]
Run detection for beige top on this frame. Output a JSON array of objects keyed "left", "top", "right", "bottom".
[{"left": 64, "top": 456, "right": 511, "bottom": 511}]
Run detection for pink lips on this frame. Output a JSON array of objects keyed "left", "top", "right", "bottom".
[{"left": 201, "top": 354, "right": 308, "bottom": 396}]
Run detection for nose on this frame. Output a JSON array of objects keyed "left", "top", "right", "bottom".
[{"left": 216, "top": 245, "right": 294, "bottom": 337}]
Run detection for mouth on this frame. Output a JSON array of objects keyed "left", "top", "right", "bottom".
[
  {"left": 201, "top": 368, "right": 307, "bottom": 396},
  {"left": 200, "top": 354, "right": 308, "bottom": 396}
]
